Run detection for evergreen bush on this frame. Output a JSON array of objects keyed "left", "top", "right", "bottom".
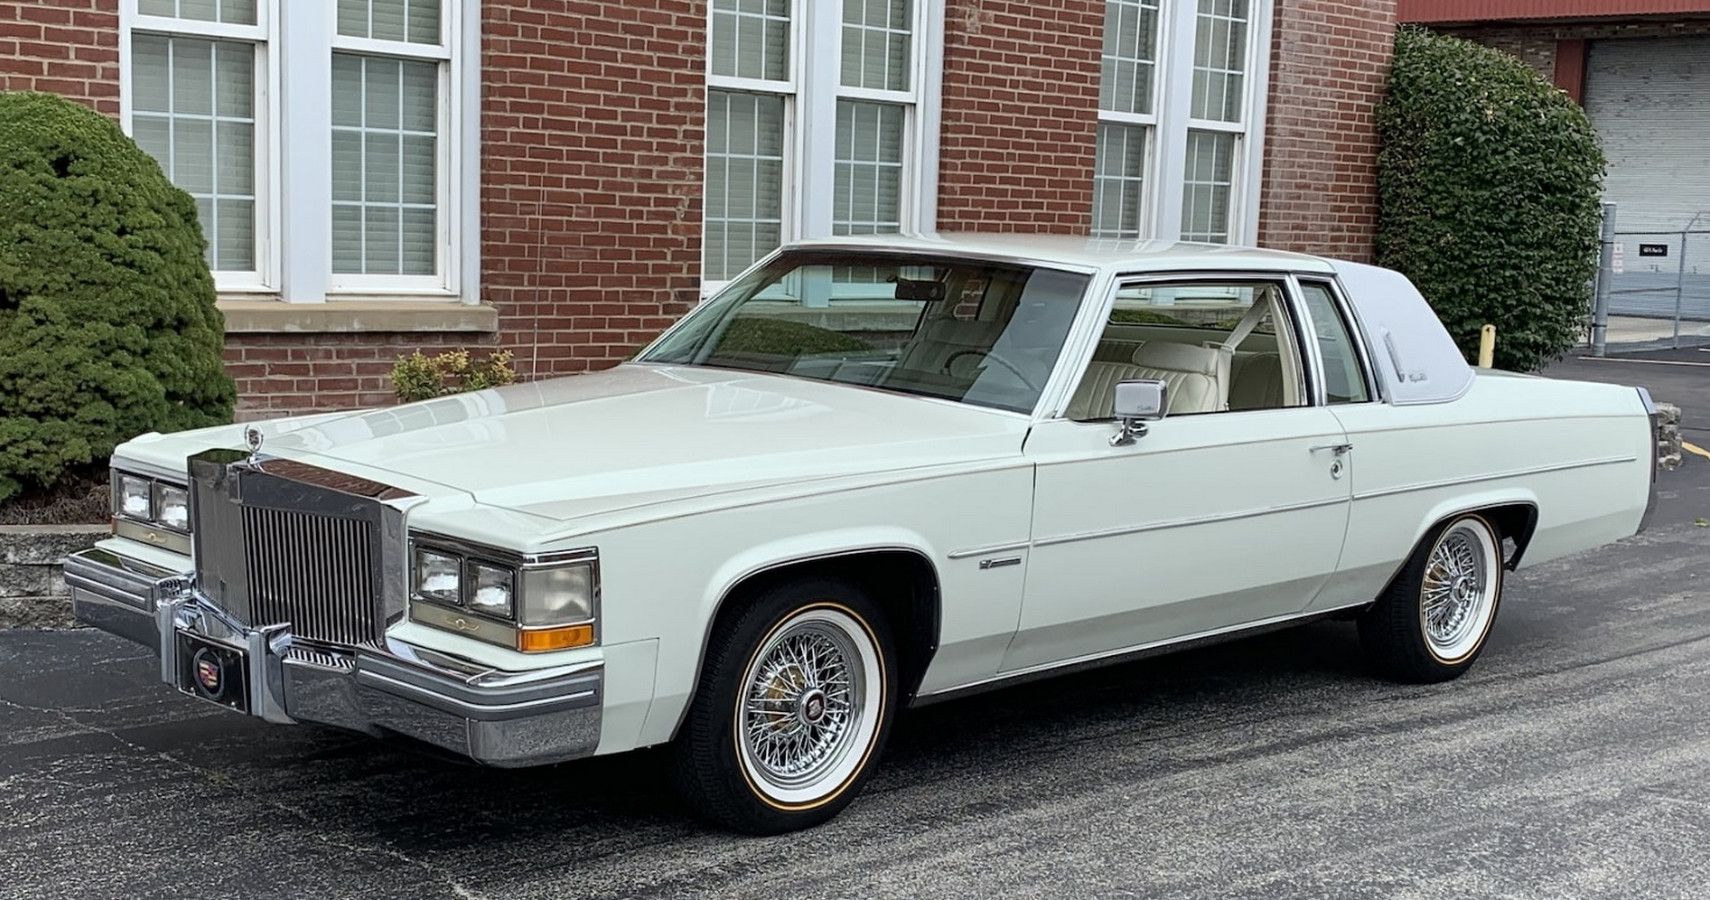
[
  {"left": 1376, "top": 28, "right": 1605, "bottom": 371},
  {"left": 0, "top": 92, "right": 234, "bottom": 503}
]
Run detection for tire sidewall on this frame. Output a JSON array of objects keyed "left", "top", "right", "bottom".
[{"left": 681, "top": 578, "right": 898, "bottom": 832}]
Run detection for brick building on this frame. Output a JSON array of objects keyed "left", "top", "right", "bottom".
[{"left": 1, "top": 0, "right": 1398, "bottom": 414}]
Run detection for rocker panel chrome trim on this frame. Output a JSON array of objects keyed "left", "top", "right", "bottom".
[{"left": 913, "top": 600, "right": 1372, "bottom": 706}]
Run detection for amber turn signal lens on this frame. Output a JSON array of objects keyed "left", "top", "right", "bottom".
[{"left": 517, "top": 623, "right": 594, "bottom": 653}]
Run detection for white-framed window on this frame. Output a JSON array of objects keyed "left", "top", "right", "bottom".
[
  {"left": 1093, "top": 0, "right": 1159, "bottom": 239},
  {"left": 833, "top": 0, "right": 917, "bottom": 237},
  {"left": 1093, "top": 0, "right": 1270, "bottom": 245},
  {"left": 125, "top": 0, "right": 276, "bottom": 291},
  {"left": 328, "top": 0, "right": 456, "bottom": 292},
  {"left": 704, "top": 0, "right": 795, "bottom": 283},
  {"left": 1181, "top": 0, "right": 1251, "bottom": 244},
  {"left": 702, "top": 0, "right": 942, "bottom": 290},
  {"left": 120, "top": 0, "right": 476, "bottom": 302}
]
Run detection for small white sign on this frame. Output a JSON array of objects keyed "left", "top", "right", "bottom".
[{"left": 1612, "top": 242, "right": 1625, "bottom": 274}]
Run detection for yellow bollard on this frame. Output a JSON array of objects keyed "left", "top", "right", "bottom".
[{"left": 1477, "top": 324, "right": 1496, "bottom": 368}]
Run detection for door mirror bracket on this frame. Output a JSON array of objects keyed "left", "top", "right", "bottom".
[{"left": 1110, "top": 379, "right": 1168, "bottom": 446}]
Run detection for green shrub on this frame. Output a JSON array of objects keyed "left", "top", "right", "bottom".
[
  {"left": 1376, "top": 28, "right": 1605, "bottom": 372},
  {"left": 0, "top": 92, "right": 234, "bottom": 503},
  {"left": 392, "top": 349, "right": 517, "bottom": 403}
]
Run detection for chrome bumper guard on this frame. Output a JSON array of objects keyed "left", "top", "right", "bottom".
[{"left": 65, "top": 547, "right": 602, "bottom": 767}]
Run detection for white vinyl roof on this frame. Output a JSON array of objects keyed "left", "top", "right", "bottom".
[
  {"left": 1330, "top": 260, "right": 1474, "bottom": 406},
  {"left": 789, "top": 232, "right": 1339, "bottom": 275}
]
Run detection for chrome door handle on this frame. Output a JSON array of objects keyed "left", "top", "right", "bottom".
[{"left": 1310, "top": 443, "right": 1353, "bottom": 456}]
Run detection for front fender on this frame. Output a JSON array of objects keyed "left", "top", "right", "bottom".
[
  {"left": 633, "top": 527, "right": 940, "bottom": 748},
  {"left": 695, "top": 526, "right": 940, "bottom": 629}
]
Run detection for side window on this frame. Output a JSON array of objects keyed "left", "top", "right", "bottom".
[
  {"left": 1067, "top": 279, "right": 1307, "bottom": 421},
  {"left": 1298, "top": 281, "right": 1372, "bottom": 404}
]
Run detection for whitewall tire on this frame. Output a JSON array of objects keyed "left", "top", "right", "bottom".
[
  {"left": 1359, "top": 514, "right": 1505, "bottom": 683},
  {"left": 671, "top": 578, "right": 897, "bottom": 834}
]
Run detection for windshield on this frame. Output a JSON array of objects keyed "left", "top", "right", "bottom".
[{"left": 639, "top": 251, "right": 1090, "bottom": 413}]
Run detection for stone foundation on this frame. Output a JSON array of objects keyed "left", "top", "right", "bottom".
[{"left": 0, "top": 525, "right": 106, "bottom": 628}]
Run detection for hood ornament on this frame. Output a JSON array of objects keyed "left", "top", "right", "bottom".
[{"left": 244, "top": 425, "right": 265, "bottom": 468}]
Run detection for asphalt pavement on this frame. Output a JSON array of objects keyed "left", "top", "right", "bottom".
[{"left": 1, "top": 352, "right": 1707, "bottom": 899}]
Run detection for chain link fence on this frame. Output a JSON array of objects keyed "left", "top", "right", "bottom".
[{"left": 1595, "top": 212, "right": 1710, "bottom": 351}]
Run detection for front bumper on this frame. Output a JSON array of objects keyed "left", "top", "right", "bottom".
[{"left": 65, "top": 546, "right": 603, "bottom": 767}]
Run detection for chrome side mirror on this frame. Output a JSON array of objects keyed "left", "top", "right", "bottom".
[{"left": 1111, "top": 379, "right": 1167, "bottom": 446}]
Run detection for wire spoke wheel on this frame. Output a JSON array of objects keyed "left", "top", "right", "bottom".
[
  {"left": 1418, "top": 519, "right": 1500, "bottom": 662},
  {"left": 733, "top": 605, "right": 882, "bottom": 807}
]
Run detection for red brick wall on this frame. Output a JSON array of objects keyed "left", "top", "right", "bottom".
[
  {"left": 481, "top": 0, "right": 705, "bottom": 381},
  {"left": 1257, "top": 0, "right": 1397, "bottom": 262},
  {"left": 935, "top": 0, "right": 1103, "bottom": 232},
  {"left": 0, "top": 0, "right": 118, "bottom": 115},
  {"left": 241, "top": 0, "right": 710, "bottom": 414},
  {"left": 1445, "top": 27, "right": 1557, "bottom": 77},
  {"left": 224, "top": 334, "right": 484, "bottom": 419},
  {"left": 6, "top": 0, "right": 1407, "bottom": 412}
]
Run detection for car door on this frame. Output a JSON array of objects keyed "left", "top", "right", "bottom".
[{"left": 1001, "top": 274, "right": 1354, "bottom": 673}]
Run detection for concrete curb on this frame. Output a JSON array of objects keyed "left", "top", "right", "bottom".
[{"left": 0, "top": 524, "right": 106, "bottom": 628}]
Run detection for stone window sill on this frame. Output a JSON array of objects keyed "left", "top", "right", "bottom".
[{"left": 217, "top": 299, "right": 499, "bottom": 335}]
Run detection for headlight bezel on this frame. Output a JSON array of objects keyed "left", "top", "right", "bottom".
[
  {"left": 407, "top": 532, "right": 599, "bottom": 652},
  {"left": 111, "top": 469, "right": 192, "bottom": 540}
]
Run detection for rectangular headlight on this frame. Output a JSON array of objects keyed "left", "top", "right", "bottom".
[
  {"left": 117, "top": 474, "right": 152, "bottom": 521},
  {"left": 467, "top": 561, "right": 515, "bottom": 619},
  {"left": 413, "top": 547, "right": 463, "bottom": 606},
  {"left": 154, "top": 483, "right": 190, "bottom": 532},
  {"left": 521, "top": 563, "right": 594, "bottom": 627}
]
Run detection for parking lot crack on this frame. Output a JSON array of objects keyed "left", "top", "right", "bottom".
[{"left": 258, "top": 798, "right": 495, "bottom": 900}]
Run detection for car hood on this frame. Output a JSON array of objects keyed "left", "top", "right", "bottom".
[{"left": 245, "top": 365, "right": 1029, "bottom": 522}]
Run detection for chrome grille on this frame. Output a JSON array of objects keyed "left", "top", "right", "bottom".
[
  {"left": 189, "top": 450, "right": 411, "bottom": 649},
  {"left": 243, "top": 506, "right": 379, "bottom": 646}
]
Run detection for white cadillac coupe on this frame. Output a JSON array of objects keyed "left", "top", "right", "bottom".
[{"left": 70, "top": 235, "right": 1661, "bottom": 833}]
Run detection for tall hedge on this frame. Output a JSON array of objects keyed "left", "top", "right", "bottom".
[
  {"left": 1376, "top": 28, "right": 1605, "bottom": 372},
  {"left": 0, "top": 92, "right": 235, "bottom": 502}
]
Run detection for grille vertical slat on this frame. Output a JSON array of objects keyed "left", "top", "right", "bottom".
[{"left": 238, "top": 504, "right": 379, "bottom": 646}]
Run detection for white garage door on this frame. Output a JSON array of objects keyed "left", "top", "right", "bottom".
[
  {"left": 1584, "top": 37, "right": 1710, "bottom": 320},
  {"left": 1584, "top": 38, "right": 1710, "bottom": 233}
]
